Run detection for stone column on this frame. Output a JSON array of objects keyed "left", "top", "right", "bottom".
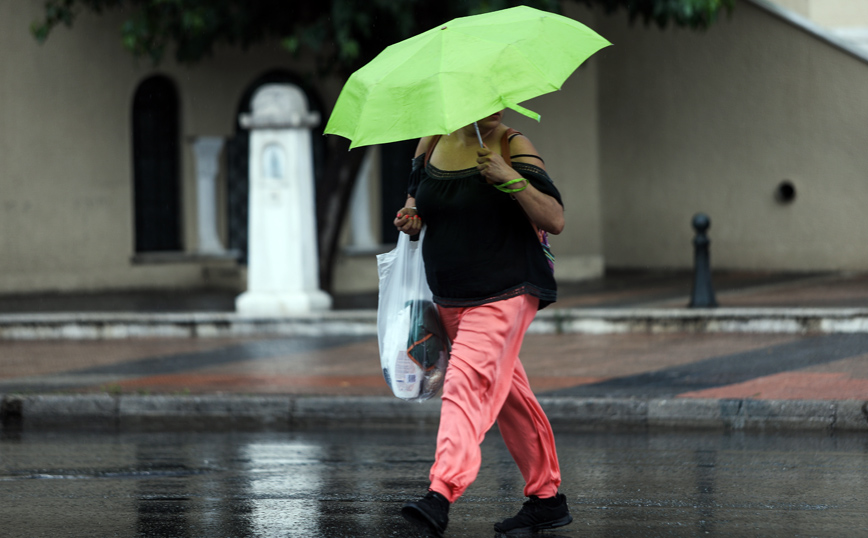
[
  {"left": 192, "top": 137, "right": 227, "bottom": 254},
  {"left": 235, "top": 84, "right": 332, "bottom": 316},
  {"left": 348, "top": 146, "right": 379, "bottom": 250}
]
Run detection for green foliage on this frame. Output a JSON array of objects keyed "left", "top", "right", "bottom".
[
  {"left": 31, "top": 0, "right": 731, "bottom": 73},
  {"left": 576, "top": 0, "right": 734, "bottom": 29}
]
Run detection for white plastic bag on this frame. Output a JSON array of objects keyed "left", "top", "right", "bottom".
[{"left": 376, "top": 227, "right": 450, "bottom": 401}]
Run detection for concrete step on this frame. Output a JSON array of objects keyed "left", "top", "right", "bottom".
[{"left": 3, "top": 307, "right": 868, "bottom": 340}]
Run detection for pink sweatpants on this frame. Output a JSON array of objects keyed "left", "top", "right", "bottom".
[{"left": 428, "top": 294, "right": 562, "bottom": 503}]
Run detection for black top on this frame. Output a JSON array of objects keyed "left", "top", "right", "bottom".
[{"left": 407, "top": 154, "right": 562, "bottom": 310}]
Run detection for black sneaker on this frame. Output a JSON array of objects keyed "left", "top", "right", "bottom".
[
  {"left": 494, "top": 493, "right": 572, "bottom": 535},
  {"left": 402, "top": 490, "right": 450, "bottom": 537}
]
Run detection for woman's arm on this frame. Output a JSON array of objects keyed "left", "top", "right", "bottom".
[
  {"left": 393, "top": 137, "right": 432, "bottom": 234},
  {"left": 415, "top": 136, "right": 433, "bottom": 158},
  {"left": 476, "top": 135, "right": 565, "bottom": 235}
]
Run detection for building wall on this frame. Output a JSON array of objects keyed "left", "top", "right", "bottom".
[
  {"left": 0, "top": 3, "right": 331, "bottom": 294},
  {"left": 6, "top": 0, "right": 868, "bottom": 299},
  {"left": 773, "top": 0, "right": 868, "bottom": 27},
  {"left": 597, "top": 0, "right": 868, "bottom": 271},
  {"left": 772, "top": 0, "right": 809, "bottom": 19}
]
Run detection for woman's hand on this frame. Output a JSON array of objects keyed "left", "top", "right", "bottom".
[
  {"left": 476, "top": 143, "right": 564, "bottom": 235},
  {"left": 394, "top": 206, "right": 422, "bottom": 235},
  {"left": 476, "top": 146, "right": 521, "bottom": 186}
]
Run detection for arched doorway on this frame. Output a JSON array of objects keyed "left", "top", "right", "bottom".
[{"left": 132, "top": 75, "right": 182, "bottom": 252}]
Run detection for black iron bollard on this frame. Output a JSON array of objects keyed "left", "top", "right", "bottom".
[{"left": 689, "top": 213, "right": 718, "bottom": 308}]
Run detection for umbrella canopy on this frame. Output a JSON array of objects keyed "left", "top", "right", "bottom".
[{"left": 324, "top": 5, "right": 611, "bottom": 149}]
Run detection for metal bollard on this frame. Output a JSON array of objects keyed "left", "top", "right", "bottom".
[{"left": 689, "top": 213, "right": 718, "bottom": 308}]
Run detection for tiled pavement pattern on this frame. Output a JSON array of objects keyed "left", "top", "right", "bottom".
[{"left": 1, "top": 272, "right": 868, "bottom": 402}]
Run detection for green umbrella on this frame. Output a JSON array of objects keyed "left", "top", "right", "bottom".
[{"left": 324, "top": 5, "right": 611, "bottom": 149}]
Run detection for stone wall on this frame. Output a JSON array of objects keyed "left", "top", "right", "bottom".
[{"left": 597, "top": 0, "right": 868, "bottom": 271}]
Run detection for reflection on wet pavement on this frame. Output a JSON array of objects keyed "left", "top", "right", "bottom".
[{"left": 1, "top": 426, "right": 867, "bottom": 537}]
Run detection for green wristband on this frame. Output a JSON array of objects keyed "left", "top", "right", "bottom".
[{"left": 494, "top": 177, "right": 528, "bottom": 193}]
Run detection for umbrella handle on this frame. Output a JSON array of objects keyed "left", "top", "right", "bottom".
[{"left": 473, "top": 122, "right": 484, "bottom": 148}]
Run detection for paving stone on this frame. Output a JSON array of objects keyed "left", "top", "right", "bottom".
[
  {"left": 834, "top": 400, "right": 868, "bottom": 431},
  {"left": 291, "top": 396, "right": 440, "bottom": 427},
  {"left": 648, "top": 398, "right": 725, "bottom": 429},
  {"left": 23, "top": 394, "right": 116, "bottom": 417},
  {"left": 739, "top": 399, "right": 836, "bottom": 430},
  {"left": 118, "top": 395, "right": 291, "bottom": 428},
  {"left": 16, "top": 394, "right": 117, "bottom": 428},
  {"left": 540, "top": 397, "right": 648, "bottom": 428}
]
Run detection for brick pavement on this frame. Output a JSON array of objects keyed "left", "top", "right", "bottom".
[
  {"left": 1, "top": 272, "right": 867, "bottom": 407},
  {"left": 1, "top": 326, "right": 867, "bottom": 402}
]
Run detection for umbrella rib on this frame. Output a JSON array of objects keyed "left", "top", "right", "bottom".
[
  {"left": 495, "top": 24, "right": 593, "bottom": 107},
  {"left": 437, "top": 30, "right": 452, "bottom": 135}
]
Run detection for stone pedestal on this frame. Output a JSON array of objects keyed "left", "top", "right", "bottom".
[
  {"left": 235, "top": 84, "right": 332, "bottom": 316},
  {"left": 192, "top": 137, "right": 227, "bottom": 254},
  {"left": 348, "top": 146, "right": 379, "bottom": 250}
]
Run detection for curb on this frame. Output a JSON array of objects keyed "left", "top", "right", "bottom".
[
  {"left": 2, "top": 394, "right": 866, "bottom": 432},
  {"left": 3, "top": 308, "right": 868, "bottom": 339}
]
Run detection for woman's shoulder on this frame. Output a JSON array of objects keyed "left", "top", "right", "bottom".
[
  {"left": 503, "top": 128, "right": 545, "bottom": 168},
  {"left": 501, "top": 126, "right": 530, "bottom": 146},
  {"left": 415, "top": 136, "right": 438, "bottom": 158}
]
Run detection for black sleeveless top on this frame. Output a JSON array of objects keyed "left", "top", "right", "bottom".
[{"left": 407, "top": 148, "right": 562, "bottom": 310}]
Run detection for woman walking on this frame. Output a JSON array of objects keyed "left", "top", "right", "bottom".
[{"left": 395, "top": 110, "right": 571, "bottom": 537}]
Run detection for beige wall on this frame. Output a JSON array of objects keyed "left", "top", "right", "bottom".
[
  {"left": 597, "top": 0, "right": 868, "bottom": 271},
  {"left": 0, "top": 3, "right": 334, "bottom": 294},
  {"left": 773, "top": 0, "right": 810, "bottom": 18},
  {"left": 7, "top": 0, "right": 868, "bottom": 298},
  {"left": 773, "top": 0, "right": 868, "bottom": 27}
]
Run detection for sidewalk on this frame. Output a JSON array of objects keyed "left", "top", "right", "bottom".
[{"left": 1, "top": 271, "right": 867, "bottom": 432}]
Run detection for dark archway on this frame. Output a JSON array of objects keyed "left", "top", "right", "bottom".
[{"left": 132, "top": 75, "right": 182, "bottom": 252}]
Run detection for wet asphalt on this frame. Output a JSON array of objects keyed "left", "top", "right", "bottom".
[{"left": 1, "top": 426, "right": 866, "bottom": 538}]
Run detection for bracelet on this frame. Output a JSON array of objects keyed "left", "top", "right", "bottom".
[{"left": 494, "top": 178, "right": 528, "bottom": 193}]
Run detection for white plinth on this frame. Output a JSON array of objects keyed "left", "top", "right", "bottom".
[
  {"left": 236, "top": 290, "right": 332, "bottom": 316},
  {"left": 235, "top": 83, "right": 332, "bottom": 317}
]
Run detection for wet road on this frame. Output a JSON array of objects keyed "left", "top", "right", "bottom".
[{"left": 1, "top": 427, "right": 866, "bottom": 537}]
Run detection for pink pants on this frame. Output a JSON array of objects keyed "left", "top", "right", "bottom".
[{"left": 428, "top": 294, "right": 562, "bottom": 503}]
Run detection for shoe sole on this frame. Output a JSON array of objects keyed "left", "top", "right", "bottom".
[
  {"left": 495, "top": 514, "right": 573, "bottom": 535},
  {"left": 401, "top": 505, "right": 446, "bottom": 538}
]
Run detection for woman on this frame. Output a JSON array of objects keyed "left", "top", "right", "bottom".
[{"left": 396, "top": 111, "right": 571, "bottom": 537}]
